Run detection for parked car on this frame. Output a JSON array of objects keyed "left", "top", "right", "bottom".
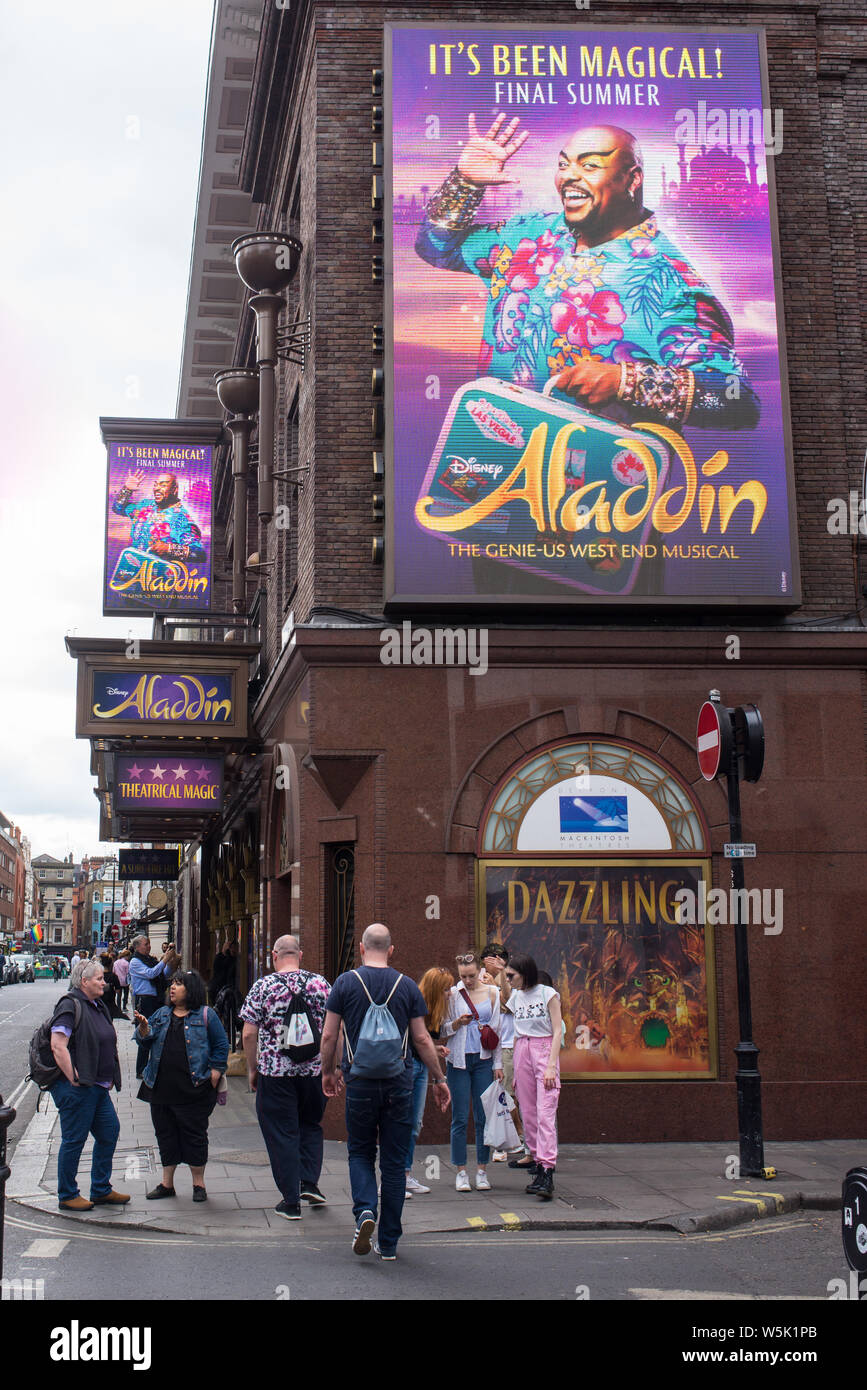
[{"left": 12, "top": 953, "right": 36, "bottom": 982}]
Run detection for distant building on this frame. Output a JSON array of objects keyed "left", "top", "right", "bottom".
[{"left": 32, "top": 853, "right": 77, "bottom": 949}]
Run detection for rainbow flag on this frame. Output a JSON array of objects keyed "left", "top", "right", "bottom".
[{"left": 30, "top": 923, "right": 43, "bottom": 943}]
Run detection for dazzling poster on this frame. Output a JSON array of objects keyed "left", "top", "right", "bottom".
[
  {"left": 386, "top": 24, "right": 797, "bottom": 604},
  {"left": 104, "top": 441, "right": 213, "bottom": 614},
  {"left": 479, "top": 860, "right": 716, "bottom": 1078}
]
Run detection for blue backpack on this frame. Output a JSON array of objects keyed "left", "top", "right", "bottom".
[{"left": 344, "top": 970, "right": 407, "bottom": 1079}]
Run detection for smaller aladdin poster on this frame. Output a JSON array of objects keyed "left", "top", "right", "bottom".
[
  {"left": 479, "top": 859, "right": 716, "bottom": 1079},
  {"left": 104, "top": 441, "right": 213, "bottom": 614}
]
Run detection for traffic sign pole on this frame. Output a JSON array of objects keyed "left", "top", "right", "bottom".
[
  {"left": 697, "top": 691, "right": 766, "bottom": 1179},
  {"left": 726, "top": 721, "right": 765, "bottom": 1178}
]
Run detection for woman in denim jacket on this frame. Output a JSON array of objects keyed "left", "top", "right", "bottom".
[{"left": 135, "top": 969, "right": 228, "bottom": 1203}]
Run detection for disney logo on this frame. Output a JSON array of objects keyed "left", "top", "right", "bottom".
[
  {"left": 105, "top": 687, "right": 128, "bottom": 696},
  {"left": 446, "top": 455, "right": 504, "bottom": 479}
]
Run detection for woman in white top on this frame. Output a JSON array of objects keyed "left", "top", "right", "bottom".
[
  {"left": 441, "top": 951, "right": 503, "bottom": 1193},
  {"left": 505, "top": 952, "right": 562, "bottom": 1201}
]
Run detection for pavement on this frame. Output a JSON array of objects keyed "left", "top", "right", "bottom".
[{"left": 7, "top": 1025, "right": 861, "bottom": 1239}]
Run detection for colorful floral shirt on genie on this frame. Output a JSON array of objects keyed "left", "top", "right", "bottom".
[
  {"left": 112, "top": 498, "right": 206, "bottom": 559},
  {"left": 415, "top": 209, "right": 760, "bottom": 431}
]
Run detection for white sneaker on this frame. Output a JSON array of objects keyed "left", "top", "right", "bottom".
[
  {"left": 475, "top": 1169, "right": 491, "bottom": 1191},
  {"left": 455, "top": 1169, "right": 471, "bottom": 1192},
  {"left": 491, "top": 1150, "right": 507, "bottom": 1162},
  {"left": 406, "top": 1176, "right": 431, "bottom": 1195}
]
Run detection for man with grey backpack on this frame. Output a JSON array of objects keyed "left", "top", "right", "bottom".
[{"left": 321, "top": 924, "right": 450, "bottom": 1260}]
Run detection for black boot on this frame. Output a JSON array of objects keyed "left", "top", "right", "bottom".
[
  {"left": 535, "top": 1167, "right": 554, "bottom": 1200},
  {"left": 525, "top": 1164, "right": 544, "bottom": 1195}
]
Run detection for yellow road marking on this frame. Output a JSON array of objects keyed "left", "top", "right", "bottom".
[
  {"left": 466, "top": 1217, "right": 488, "bottom": 1230},
  {"left": 717, "top": 1194, "right": 771, "bottom": 1210},
  {"left": 734, "top": 1188, "right": 786, "bottom": 1212},
  {"left": 500, "top": 1212, "right": 522, "bottom": 1229}
]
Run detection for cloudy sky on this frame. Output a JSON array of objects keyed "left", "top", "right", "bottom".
[{"left": 0, "top": 0, "right": 215, "bottom": 860}]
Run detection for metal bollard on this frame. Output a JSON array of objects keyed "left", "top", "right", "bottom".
[{"left": 0, "top": 1093, "right": 17, "bottom": 1281}]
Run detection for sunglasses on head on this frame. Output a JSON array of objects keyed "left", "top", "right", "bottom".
[{"left": 455, "top": 954, "right": 477, "bottom": 965}]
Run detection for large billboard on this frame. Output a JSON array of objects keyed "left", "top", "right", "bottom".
[
  {"left": 478, "top": 859, "right": 716, "bottom": 1079},
  {"left": 385, "top": 24, "right": 798, "bottom": 606},
  {"left": 103, "top": 440, "right": 213, "bottom": 614}
]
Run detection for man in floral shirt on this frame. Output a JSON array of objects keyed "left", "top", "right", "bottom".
[
  {"left": 112, "top": 469, "right": 206, "bottom": 561},
  {"left": 415, "top": 116, "right": 759, "bottom": 432},
  {"left": 240, "top": 936, "right": 332, "bottom": 1220}
]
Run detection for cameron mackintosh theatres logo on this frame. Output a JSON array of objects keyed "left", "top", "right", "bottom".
[
  {"left": 104, "top": 442, "right": 213, "bottom": 615},
  {"left": 387, "top": 23, "right": 797, "bottom": 604},
  {"left": 91, "top": 671, "right": 233, "bottom": 725}
]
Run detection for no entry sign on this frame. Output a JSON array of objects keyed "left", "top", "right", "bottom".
[{"left": 697, "top": 700, "right": 732, "bottom": 781}]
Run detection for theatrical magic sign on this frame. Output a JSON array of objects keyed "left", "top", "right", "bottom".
[
  {"left": 113, "top": 756, "right": 224, "bottom": 814},
  {"left": 102, "top": 433, "right": 214, "bottom": 616},
  {"left": 385, "top": 24, "right": 798, "bottom": 605},
  {"left": 478, "top": 859, "right": 717, "bottom": 1078}
]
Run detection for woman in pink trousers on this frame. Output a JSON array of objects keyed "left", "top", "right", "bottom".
[{"left": 504, "top": 953, "right": 562, "bottom": 1200}]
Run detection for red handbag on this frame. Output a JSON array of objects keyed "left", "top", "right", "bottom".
[{"left": 460, "top": 988, "right": 499, "bottom": 1053}]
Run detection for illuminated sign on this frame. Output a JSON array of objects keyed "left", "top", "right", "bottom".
[
  {"left": 113, "top": 756, "right": 223, "bottom": 813},
  {"left": 71, "top": 647, "right": 250, "bottom": 741},
  {"left": 102, "top": 425, "right": 216, "bottom": 616},
  {"left": 385, "top": 23, "right": 798, "bottom": 605},
  {"left": 119, "top": 851, "right": 180, "bottom": 882},
  {"left": 91, "top": 671, "right": 233, "bottom": 726}
]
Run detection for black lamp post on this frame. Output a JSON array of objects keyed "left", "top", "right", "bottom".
[
  {"left": 230, "top": 233, "right": 303, "bottom": 558},
  {"left": 215, "top": 368, "right": 259, "bottom": 619}
]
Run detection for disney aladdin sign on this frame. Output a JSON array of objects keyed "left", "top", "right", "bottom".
[
  {"left": 385, "top": 23, "right": 799, "bottom": 606},
  {"left": 92, "top": 671, "right": 233, "bottom": 726},
  {"left": 71, "top": 645, "right": 250, "bottom": 741}
]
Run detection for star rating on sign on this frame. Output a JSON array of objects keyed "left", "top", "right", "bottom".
[
  {"left": 151, "top": 764, "right": 166, "bottom": 780},
  {"left": 194, "top": 765, "right": 211, "bottom": 781},
  {"left": 172, "top": 764, "right": 189, "bottom": 781}
]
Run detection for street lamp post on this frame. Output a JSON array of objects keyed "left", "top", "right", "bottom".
[
  {"left": 230, "top": 233, "right": 303, "bottom": 564},
  {"left": 215, "top": 368, "right": 260, "bottom": 621}
]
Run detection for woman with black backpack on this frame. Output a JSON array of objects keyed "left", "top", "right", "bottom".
[{"left": 48, "top": 958, "right": 129, "bottom": 1212}]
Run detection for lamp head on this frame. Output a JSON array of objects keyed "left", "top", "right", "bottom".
[{"left": 231, "top": 232, "right": 302, "bottom": 293}]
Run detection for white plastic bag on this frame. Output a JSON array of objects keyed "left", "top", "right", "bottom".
[{"left": 481, "top": 1080, "right": 520, "bottom": 1150}]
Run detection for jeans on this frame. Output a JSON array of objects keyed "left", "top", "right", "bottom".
[
  {"left": 51, "top": 1078, "right": 120, "bottom": 1203},
  {"left": 255, "top": 1073, "right": 326, "bottom": 1205},
  {"left": 345, "top": 1076, "right": 413, "bottom": 1253},
  {"left": 448, "top": 1053, "right": 493, "bottom": 1167},
  {"left": 403, "top": 1056, "right": 429, "bottom": 1170}
]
